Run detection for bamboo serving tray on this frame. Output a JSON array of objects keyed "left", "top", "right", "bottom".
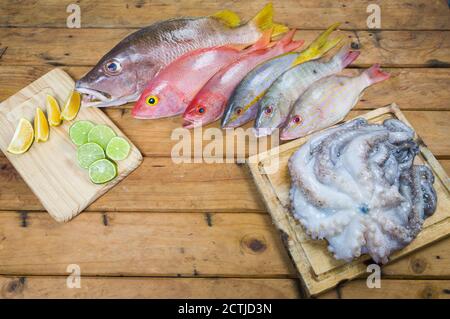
[
  {"left": 247, "top": 104, "right": 450, "bottom": 296},
  {"left": 0, "top": 69, "right": 143, "bottom": 222}
]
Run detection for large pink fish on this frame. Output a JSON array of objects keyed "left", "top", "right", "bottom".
[
  {"left": 182, "top": 30, "right": 304, "bottom": 128},
  {"left": 131, "top": 31, "right": 273, "bottom": 119}
]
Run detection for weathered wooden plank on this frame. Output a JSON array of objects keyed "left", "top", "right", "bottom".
[
  {"left": 1, "top": 28, "right": 449, "bottom": 67},
  {"left": 1, "top": 210, "right": 450, "bottom": 278},
  {"left": 105, "top": 110, "right": 450, "bottom": 158},
  {"left": 382, "top": 236, "right": 450, "bottom": 277},
  {"left": 0, "top": 211, "right": 296, "bottom": 277},
  {"left": 1, "top": 66, "right": 449, "bottom": 111},
  {"left": 0, "top": 0, "right": 448, "bottom": 30},
  {"left": 320, "top": 279, "right": 450, "bottom": 299},
  {"left": 0, "top": 157, "right": 264, "bottom": 212},
  {"left": 0, "top": 156, "right": 448, "bottom": 213},
  {"left": 0, "top": 276, "right": 300, "bottom": 299}
]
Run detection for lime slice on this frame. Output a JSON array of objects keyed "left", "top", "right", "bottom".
[
  {"left": 88, "top": 124, "right": 116, "bottom": 149},
  {"left": 89, "top": 159, "right": 117, "bottom": 184},
  {"left": 106, "top": 136, "right": 130, "bottom": 161},
  {"left": 77, "top": 142, "right": 105, "bottom": 169},
  {"left": 69, "top": 120, "right": 95, "bottom": 146}
]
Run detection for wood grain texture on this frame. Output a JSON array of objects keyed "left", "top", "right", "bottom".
[
  {"left": 0, "top": 0, "right": 448, "bottom": 30},
  {"left": 1, "top": 66, "right": 450, "bottom": 111},
  {"left": 0, "top": 211, "right": 295, "bottom": 277},
  {"left": 0, "top": 210, "right": 449, "bottom": 281},
  {"left": 247, "top": 105, "right": 450, "bottom": 296},
  {"left": 320, "top": 279, "right": 450, "bottom": 299},
  {"left": 0, "top": 69, "right": 142, "bottom": 222},
  {"left": 0, "top": 276, "right": 301, "bottom": 299},
  {"left": 1, "top": 28, "right": 449, "bottom": 67}
]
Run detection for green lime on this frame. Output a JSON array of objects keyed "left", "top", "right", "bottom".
[
  {"left": 89, "top": 159, "right": 117, "bottom": 184},
  {"left": 87, "top": 124, "right": 116, "bottom": 149},
  {"left": 77, "top": 142, "right": 105, "bottom": 169},
  {"left": 69, "top": 120, "right": 95, "bottom": 146},
  {"left": 106, "top": 136, "right": 130, "bottom": 161}
]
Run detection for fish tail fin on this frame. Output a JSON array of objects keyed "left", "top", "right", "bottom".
[
  {"left": 250, "top": 3, "right": 288, "bottom": 38},
  {"left": 291, "top": 22, "right": 343, "bottom": 66},
  {"left": 364, "top": 64, "right": 390, "bottom": 84},
  {"left": 274, "top": 29, "right": 304, "bottom": 51},
  {"left": 248, "top": 28, "right": 273, "bottom": 51},
  {"left": 212, "top": 9, "right": 241, "bottom": 28},
  {"left": 332, "top": 45, "right": 361, "bottom": 68}
]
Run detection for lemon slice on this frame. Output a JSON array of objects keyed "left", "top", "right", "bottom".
[
  {"left": 34, "top": 107, "right": 49, "bottom": 142},
  {"left": 7, "top": 118, "right": 34, "bottom": 154},
  {"left": 46, "top": 95, "right": 62, "bottom": 126},
  {"left": 61, "top": 90, "right": 81, "bottom": 121}
]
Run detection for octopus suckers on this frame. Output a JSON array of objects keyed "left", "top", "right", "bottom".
[{"left": 289, "top": 118, "right": 437, "bottom": 264}]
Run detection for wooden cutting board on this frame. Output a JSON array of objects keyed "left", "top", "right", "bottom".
[
  {"left": 0, "top": 68, "right": 143, "bottom": 222},
  {"left": 247, "top": 104, "right": 450, "bottom": 296}
]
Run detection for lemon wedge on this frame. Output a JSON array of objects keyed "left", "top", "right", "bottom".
[
  {"left": 61, "top": 90, "right": 81, "bottom": 121},
  {"left": 7, "top": 118, "right": 34, "bottom": 154},
  {"left": 34, "top": 107, "right": 49, "bottom": 142},
  {"left": 46, "top": 95, "right": 62, "bottom": 126}
]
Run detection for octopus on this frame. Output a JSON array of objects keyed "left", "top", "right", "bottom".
[{"left": 288, "top": 118, "right": 437, "bottom": 264}]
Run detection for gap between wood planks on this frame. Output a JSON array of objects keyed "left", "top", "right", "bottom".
[
  {"left": 0, "top": 28, "right": 449, "bottom": 68},
  {"left": 0, "top": 0, "right": 449, "bottom": 30}
]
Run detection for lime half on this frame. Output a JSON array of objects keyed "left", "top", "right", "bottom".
[
  {"left": 88, "top": 124, "right": 116, "bottom": 149},
  {"left": 77, "top": 142, "right": 105, "bottom": 169},
  {"left": 106, "top": 136, "right": 130, "bottom": 161},
  {"left": 89, "top": 159, "right": 117, "bottom": 184},
  {"left": 69, "top": 120, "right": 95, "bottom": 146}
]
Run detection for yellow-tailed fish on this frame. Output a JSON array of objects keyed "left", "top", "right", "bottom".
[{"left": 221, "top": 23, "right": 343, "bottom": 128}]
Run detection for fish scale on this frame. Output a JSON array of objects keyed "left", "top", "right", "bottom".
[{"left": 254, "top": 46, "right": 361, "bottom": 137}]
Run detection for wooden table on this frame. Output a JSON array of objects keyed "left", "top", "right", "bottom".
[{"left": 0, "top": 1, "right": 449, "bottom": 299}]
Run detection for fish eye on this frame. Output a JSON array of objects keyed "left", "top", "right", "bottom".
[
  {"left": 104, "top": 59, "right": 122, "bottom": 75},
  {"left": 235, "top": 107, "right": 243, "bottom": 115},
  {"left": 264, "top": 106, "right": 273, "bottom": 116},
  {"left": 196, "top": 105, "right": 206, "bottom": 115},
  {"left": 292, "top": 115, "right": 303, "bottom": 125},
  {"left": 145, "top": 95, "right": 159, "bottom": 106}
]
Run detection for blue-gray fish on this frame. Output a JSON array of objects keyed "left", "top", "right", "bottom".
[
  {"left": 75, "top": 3, "right": 287, "bottom": 107},
  {"left": 221, "top": 22, "right": 343, "bottom": 128},
  {"left": 254, "top": 46, "right": 360, "bottom": 137}
]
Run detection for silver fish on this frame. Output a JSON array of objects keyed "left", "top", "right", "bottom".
[
  {"left": 221, "top": 22, "right": 343, "bottom": 128},
  {"left": 254, "top": 46, "right": 360, "bottom": 137},
  {"left": 75, "top": 4, "right": 287, "bottom": 107}
]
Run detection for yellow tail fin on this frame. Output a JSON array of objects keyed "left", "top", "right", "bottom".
[
  {"left": 291, "top": 22, "right": 343, "bottom": 66},
  {"left": 212, "top": 9, "right": 241, "bottom": 28},
  {"left": 251, "top": 3, "right": 288, "bottom": 37}
]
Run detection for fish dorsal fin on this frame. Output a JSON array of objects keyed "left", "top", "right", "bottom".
[
  {"left": 250, "top": 3, "right": 288, "bottom": 38},
  {"left": 291, "top": 22, "right": 343, "bottom": 66},
  {"left": 212, "top": 9, "right": 241, "bottom": 28}
]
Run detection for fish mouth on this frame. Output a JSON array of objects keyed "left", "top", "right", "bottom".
[{"left": 75, "top": 84, "right": 139, "bottom": 108}]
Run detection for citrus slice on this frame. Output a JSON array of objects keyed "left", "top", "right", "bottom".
[
  {"left": 88, "top": 124, "right": 116, "bottom": 149},
  {"left": 61, "top": 90, "right": 81, "bottom": 121},
  {"left": 69, "top": 120, "right": 95, "bottom": 146},
  {"left": 34, "top": 107, "right": 49, "bottom": 142},
  {"left": 88, "top": 159, "right": 117, "bottom": 184},
  {"left": 7, "top": 118, "right": 34, "bottom": 154},
  {"left": 46, "top": 95, "right": 62, "bottom": 126},
  {"left": 106, "top": 136, "right": 130, "bottom": 161},
  {"left": 77, "top": 142, "right": 105, "bottom": 169}
]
